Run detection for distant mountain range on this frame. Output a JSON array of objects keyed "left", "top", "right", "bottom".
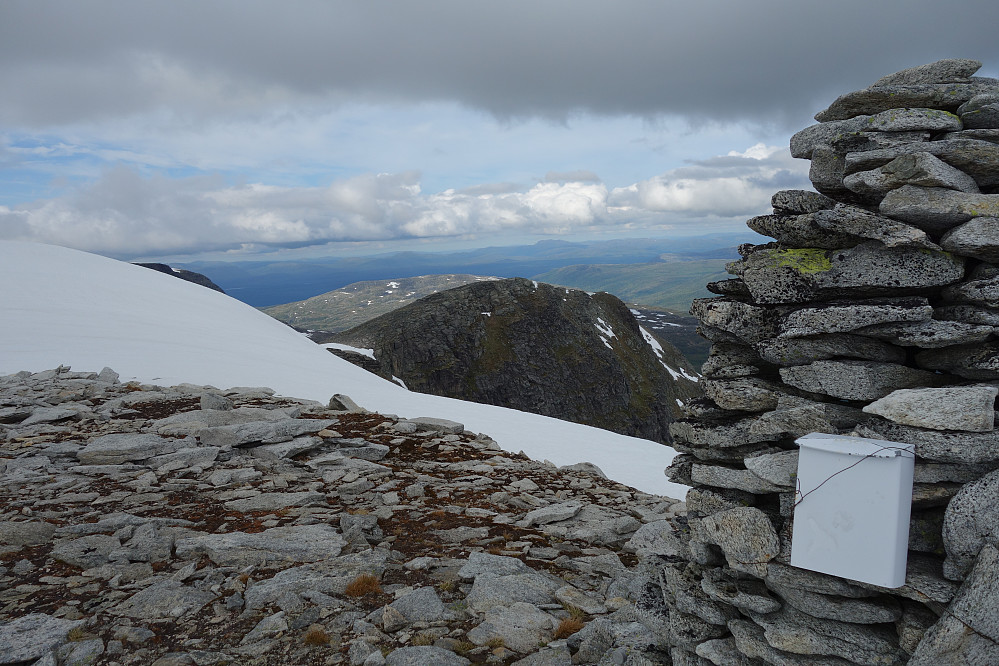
[
  {"left": 261, "top": 274, "right": 499, "bottom": 332},
  {"left": 178, "top": 233, "right": 758, "bottom": 307}
]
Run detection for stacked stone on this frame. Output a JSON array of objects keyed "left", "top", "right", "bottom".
[{"left": 639, "top": 59, "right": 999, "bottom": 665}]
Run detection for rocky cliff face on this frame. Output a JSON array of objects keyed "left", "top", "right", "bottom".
[
  {"left": 636, "top": 59, "right": 999, "bottom": 665},
  {"left": 329, "top": 278, "right": 701, "bottom": 443}
]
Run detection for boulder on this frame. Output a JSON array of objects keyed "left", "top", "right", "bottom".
[
  {"left": 880, "top": 185, "right": 999, "bottom": 233},
  {"left": 863, "top": 386, "right": 997, "bottom": 432}
]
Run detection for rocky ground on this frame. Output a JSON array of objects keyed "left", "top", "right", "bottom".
[{"left": 0, "top": 366, "right": 684, "bottom": 666}]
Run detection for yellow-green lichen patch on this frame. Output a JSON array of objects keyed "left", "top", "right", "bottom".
[{"left": 769, "top": 248, "right": 833, "bottom": 274}]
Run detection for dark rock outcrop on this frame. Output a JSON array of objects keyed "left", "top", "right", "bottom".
[
  {"left": 330, "top": 278, "right": 701, "bottom": 443},
  {"left": 133, "top": 263, "right": 226, "bottom": 294}
]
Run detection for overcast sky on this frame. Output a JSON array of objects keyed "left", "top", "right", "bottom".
[{"left": 2, "top": 1, "right": 999, "bottom": 261}]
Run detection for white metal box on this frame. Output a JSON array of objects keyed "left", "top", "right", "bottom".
[{"left": 790, "top": 432, "right": 915, "bottom": 588}]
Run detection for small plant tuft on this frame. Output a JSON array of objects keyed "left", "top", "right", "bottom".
[
  {"left": 302, "top": 624, "right": 330, "bottom": 646},
  {"left": 554, "top": 617, "right": 585, "bottom": 639},
  {"left": 563, "top": 603, "right": 586, "bottom": 620},
  {"left": 344, "top": 573, "right": 382, "bottom": 597},
  {"left": 412, "top": 632, "right": 435, "bottom": 646},
  {"left": 437, "top": 578, "right": 457, "bottom": 593},
  {"left": 485, "top": 637, "right": 505, "bottom": 649}
]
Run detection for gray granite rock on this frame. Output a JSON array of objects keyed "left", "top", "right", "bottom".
[
  {"left": 727, "top": 619, "right": 856, "bottom": 666},
  {"left": 244, "top": 550, "right": 389, "bottom": 610},
  {"left": 778, "top": 297, "right": 932, "bottom": 338},
  {"left": 941, "top": 217, "right": 999, "bottom": 261},
  {"left": 521, "top": 502, "right": 582, "bottom": 527},
  {"left": 51, "top": 533, "right": 120, "bottom": 569},
  {"left": 198, "top": 418, "right": 334, "bottom": 447},
  {"left": 749, "top": 605, "right": 905, "bottom": 665},
  {"left": 0, "top": 520, "right": 56, "bottom": 548},
  {"left": 689, "top": 298, "right": 778, "bottom": 345},
  {"left": 700, "top": 508, "right": 778, "bottom": 578},
  {"left": 390, "top": 587, "right": 452, "bottom": 623},
  {"left": 467, "top": 602, "right": 557, "bottom": 653},
  {"left": 702, "top": 378, "right": 785, "bottom": 412},
  {"left": 737, "top": 242, "right": 964, "bottom": 305},
  {"left": 856, "top": 420, "right": 999, "bottom": 464},
  {"left": 395, "top": 417, "right": 465, "bottom": 434},
  {"left": 78, "top": 433, "right": 181, "bottom": 465},
  {"left": 790, "top": 117, "right": 873, "bottom": 159},
  {"left": 112, "top": 579, "right": 215, "bottom": 619},
  {"left": 816, "top": 80, "right": 999, "bottom": 123},
  {"left": 0, "top": 614, "right": 84, "bottom": 665},
  {"left": 880, "top": 185, "right": 999, "bottom": 233},
  {"left": 385, "top": 646, "right": 470, "bottom": 666},
  {"left": 872, "top": 59, "right": 982, "bottom": 87},
  {"left": 909, "top": 543, "right": 999, "bottom": 665},
  {"left": 780, "top": 359, "right": 943, "bottom": 400},
  {"left": 916, "top": 341, "right": 999, "bottom": 380},
  {"left": 458, "top": 552, "right": 532, "bottom": 580},
  {"left": 466, "top": 572, "right": 560, "bottom": 611},
  {"left": 856, "top": 319, "right": 993, "bottom": 348},
  {"left": 755, "top": 333, "right": 905, "bottom": 366},
  {"left": 222, "top": 491, "right": 327, "bottom": 512},
  {"left": 743, "top": 450, "right": 798, "bottom": 487},
  {"left": 175, "top": 524, "right": 345, "bottom": 567},
  {"left": 942, "top": 273, "right": 999, "bottom": 307},
  {"left": 771, "top": 189, "right": 836, "bottom": 214},
  {"left": 941, "top": 469, "right": 999, "bottom": 580},
  {"left": 691, "top": 464, "right": 785, "bottom": 495},
  {"left": 765, "top": 562, "right": 876, "bottom": 599},
  {"left": 845, "top": 152, "right": 979, "bottom": 201},
  {"left": 767, "top": 580, "right": 901, "bottom": 624},
  {"left": 959, "top": 93, "right": 999, "bottom": 130},
  {"left": 863, "top": 386, "right": 997, "bottom": 432}
]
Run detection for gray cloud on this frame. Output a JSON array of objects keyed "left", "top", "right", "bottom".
[{"left": 3, "top": 1, "right": 998, "bottom": 129}]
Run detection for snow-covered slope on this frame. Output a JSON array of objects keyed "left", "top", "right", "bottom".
[{"left": 0, "top": 241, "right": 686, "bottom": 497}]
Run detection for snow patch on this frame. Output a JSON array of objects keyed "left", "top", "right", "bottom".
[
  {"left": 640, "top": 326, "right": 699, "bottom": 383},
  {"left": 0, "top": 241, "right": 686, "bottom": 498},
  {"left": 322, "top": 343, "right": 376, "bottom": 360}
]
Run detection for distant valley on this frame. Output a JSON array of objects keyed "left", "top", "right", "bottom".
[{"left": 178, "top": 233, "right": 757, "bottom": 308}]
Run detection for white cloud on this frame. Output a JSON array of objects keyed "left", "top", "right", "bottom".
[
  {"left": 0, "top": 143, "right": 808, "bottom": 257},
  {"left": 610, "top": 143, "right": 808, "bottom": 218}
]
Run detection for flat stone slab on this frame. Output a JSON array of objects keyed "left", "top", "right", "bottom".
[
  {"left": 856, "top": 319, "right": 993, "bottom": 348},
  {"left": 856, "top": 421, "right": 999, "bottom": 464},
  {"left": 863, "top": 386, "right": 997, "bottom": 432},
  {"left": 941, "top": 217, "right": 999, "bottom": 261},
  {"left": 0, "top": 614, "right": 84, "bottom": 664},
  {"left": 700, "top": 507, "right": 779, "bottom": 578},
  {"left": 880, "top": 185, "right": 999, "bottom": 233},
  {"left": 916, "top": 341, "right": 999, "bottom": 380},
  {"left": 778, "top": 297, "right": 932, "bottom": 338},
  {"left": 467, "top": 602, "right": 557, "bottom": 653},
  {"left": 756, "top": 333, "right": 905, "bottom": 366},
  {"left": 78, "top": 433, "right": 182, "bottom": 465},
  {"left": 780, "top": 360, "right": 943, "bottom": 401},
  {"left": 737, "top": 243, "right": 964, "bottom": 305},
  {"left": 521, "top": 502, "right": 583, "bottom": 527},
  {"left": 385, "top": 646, "right": 470, "bottom": 666},
  {"left": 848, "top": 137, "right": 999, "bottom": 188},
  {"left": 458, "top": 552, "right": 533, "bottom": 580},
  {"left": 222, "top": 491, "right": 327, "bottom": 512},
  {"left": 844, "top": 152, "right": 979, "bottom": 201},
  {"left": 465, "top": 572, "right": 561, "bottom": 611},
  {"left": 175, "top": 524, "right": 346, "bottom": 567},
  {"left": 112, "top": 579, "right": 215, "bottom": 619},
  {"left": 198, "top": 418, "right": 335, "bottom": 447}
]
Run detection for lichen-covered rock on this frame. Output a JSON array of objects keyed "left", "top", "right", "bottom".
[
  {"left": 880, "top": 185, "right": 999, "bottom": 232},
  {"left": 736, "top": 242, "right": 964, "bottom": 305},
  {"left": 855, "top": 318, "right": 993, "bottom": 348},
  {"left": 845, "top": 152, "right": 980, "bottom": 201},
  {"left": 855, "top": 420, "right": 999, "bottom": 464},
  {"left": 755, "top": 333, "right": 905, "bottom": 366}
]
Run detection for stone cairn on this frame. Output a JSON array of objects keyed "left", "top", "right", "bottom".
[{"left": 637, "top": 59, "right": 999, "bottom": 665}]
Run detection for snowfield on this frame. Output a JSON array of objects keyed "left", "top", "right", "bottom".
[{"left": 0, "top": 241, "right": 687, "bottom": 498}]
